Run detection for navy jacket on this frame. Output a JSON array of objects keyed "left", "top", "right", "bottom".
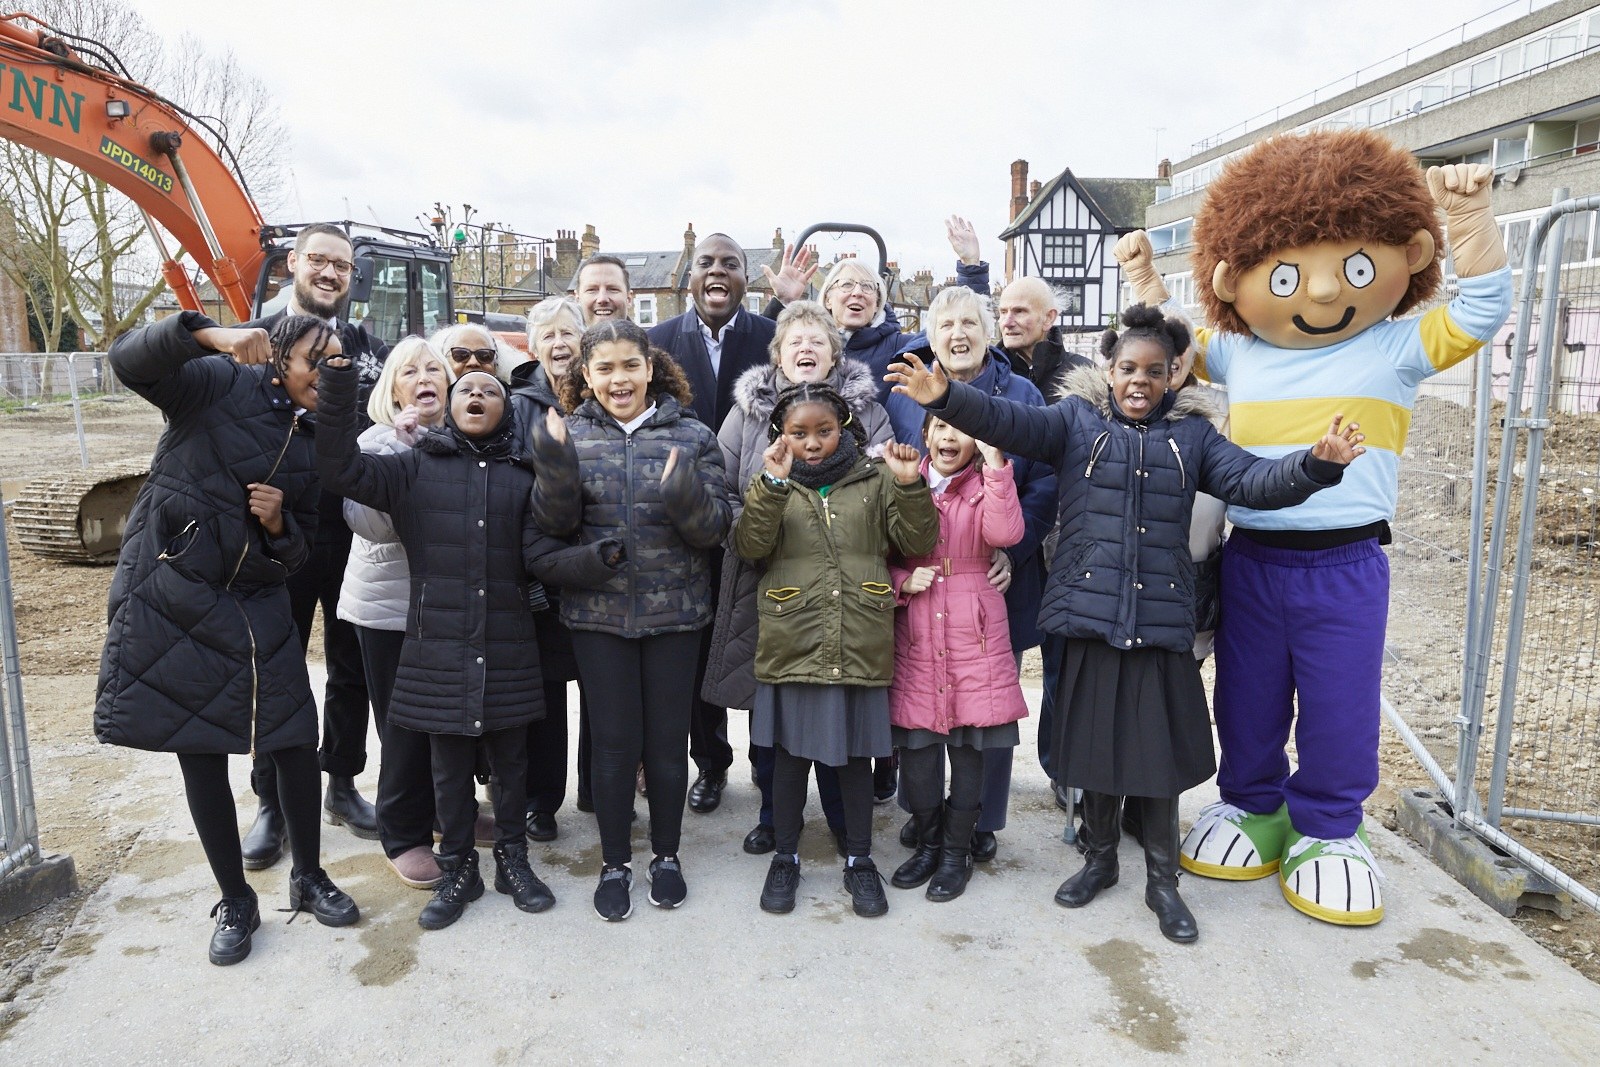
[
  {"left": 889, "top": 348, "right": 1055, "bottom": 651},
  {"left": 925, "top": 364, "right": 1345, "bottom": 654},
  {"left": 648, "top": 309, "right": 774, "bottom": 432}
]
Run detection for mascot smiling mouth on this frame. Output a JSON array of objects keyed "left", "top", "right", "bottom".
[{"left": 1293, "top": 307, "right": 1357, "bottom": 335}]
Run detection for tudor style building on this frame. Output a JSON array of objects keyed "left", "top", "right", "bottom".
[{"left": 999, "top": 160, "right": 1166, "bottom": 334}]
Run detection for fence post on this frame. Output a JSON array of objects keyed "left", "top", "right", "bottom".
[
  {"left": 0, "top": 483, "right": 38, "bottom": 878},
  {"left": 67, "top": 352, "right": 89, "bottom": 469}
]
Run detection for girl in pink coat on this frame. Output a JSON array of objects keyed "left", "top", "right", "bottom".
[{"left": 889, "top": 415, "right": 1029, "bottom": 902}]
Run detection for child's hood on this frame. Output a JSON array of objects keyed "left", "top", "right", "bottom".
[{"left": 1053, "top": 363, "right": 1225, "bottom": 424}]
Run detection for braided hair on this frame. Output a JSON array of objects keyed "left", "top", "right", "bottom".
[
  {"left": 269, "top": 315, "right": 336, "bottom": 377},
  {"left": 1099, "top": 303, "right": 1190, "bottom": 364},
  {"left": 768, "top": 382, "right": 866, "bottom": 447}
]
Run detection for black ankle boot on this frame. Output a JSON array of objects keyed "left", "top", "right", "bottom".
[
  {"left": 241, "top": 794, "right": 285, "bottom": 870},
  {"left": 494, "top": 842, "right": 555, "bottom": 913},
  {"left": 1140, "top": 796, "right": 1198, "bottom": 943},
  {"left": 927, "top": 805, "right": 981, "bottom": 903},
  {"left": 323, "top": 775, "right": 379, "bottom": 840},
  {"left": 1054, "top": 790, "right": 1121, "bottom": 908},
  {"left": 419, "top": 851, "right": 485, "bottom": 930},
  {"left": 891, "top": 809, "right": 942, "bottom": 889}
]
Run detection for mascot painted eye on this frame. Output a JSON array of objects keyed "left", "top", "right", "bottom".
[
  {"left": 1344, "top": 251, "right": 1376, "bottom": 289},
  {"left": 1269, "top": 263, "right": 1300, "bottom": 297}
]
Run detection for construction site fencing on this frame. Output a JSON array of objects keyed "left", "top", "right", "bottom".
[
  {"left": 0, "top": 353, "right": 134, "bottom": 470},
  {"left": 1385, "top": 188, "right": 1600, "bottom": 915},
  {"left": 0, "top": 481, "right": 40, "bottom": 887}
]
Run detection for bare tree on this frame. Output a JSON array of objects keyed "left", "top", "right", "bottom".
[{"left": 0, "top": 0, "right": 286, "bottom": 349}]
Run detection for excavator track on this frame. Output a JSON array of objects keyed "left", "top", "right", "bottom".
[{"left": 12, "top": 462, "right": 150, "bottom": 564}]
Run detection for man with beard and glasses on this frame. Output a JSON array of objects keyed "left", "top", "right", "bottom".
[
  {"left": 241, "top": 223, "right": 391, "bottom": 868},
  {"left": 649, "top": 233, "right": 776, "bottom": 816}
]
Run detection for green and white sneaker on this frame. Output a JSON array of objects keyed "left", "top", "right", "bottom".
[
  {"left": 1278, "top": 824, "right": 1384, "bottom": 926},
  {"left": 1179, "top": 802, "right": 1289, "bottom": 881}
]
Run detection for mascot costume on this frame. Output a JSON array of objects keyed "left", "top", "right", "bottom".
[{"left": 1116, "top": 128, "right": 1512, "bottom": 925}]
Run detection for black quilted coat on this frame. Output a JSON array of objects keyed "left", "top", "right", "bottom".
[
  {"left": 95, "top": 313, "right": 320, "bottom": 755},
  {"left": 316, "top": 361, "right": 617, "bottom": 736}
]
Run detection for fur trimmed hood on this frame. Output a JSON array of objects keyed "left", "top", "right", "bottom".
[
  {"left": 731, "top": 355, "right": 881, "bottom": 421},
  {"left": 1054, "top": 363, "right": 1225, "bottom": 425}
]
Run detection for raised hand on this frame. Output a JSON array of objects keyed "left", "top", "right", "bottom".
[
  {"left": 885, "top": 351, "right": 950, "bottom": 406},
  {"left": 1425, "top": 163, "right": 1494, "bottom": 213},
  {"left": 882, "top": 441, "right": 923, "bottom": 485},
  {"left": 246, "top": 482, "right": 285, "bottom": 537},
  {"left": 976, "top": 440, "right": 1005, "bottom": 469},
  {"left": 901, "top": 566, "right": 937, "bottom": 596},
  {"left": 661, "top": 446, "right": 682, "bottom": 484},
  {"left": 393, "top": 404, "right": 421, "bottom": 446},
  {"left": 321, "top": 355, "right": 352, "bottom": 369},
  {"left": 1112, "top": 231, "right": 1153, "bottom": 270},
  {"left": 1311, "top": 415, "right": 1366, "bottom": 465},
  {"left": 760, "top": 242, "right": 819, "bottom": 305},
  {"left": 543, "top": 405, "right": 569, "bottom": 445},
  {"left": 762, "top": 436, "right": 793, "bottom": 481},
  {"left": 194, "top": 325, "right": 271, "bottom": 365},
  {"left": 946, "top": 215, "right": 980, "bottom": 266}
]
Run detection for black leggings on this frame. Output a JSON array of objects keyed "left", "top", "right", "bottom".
[
  {"left": 773, "top": 746, "right": 875, "bottom": 858},
  {"left": 899, "top": 742, "right": 983, "bottom": 814},
  {"left": 572, "top": 628, "right": 701, "bottom": 866},
  {"left": 432, "top": 728, "right": 527, "bottom": 860},
  {"left": 178, "top": 745, "right": 321, "bottom": 898}
]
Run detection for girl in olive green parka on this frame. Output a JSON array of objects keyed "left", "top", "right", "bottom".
[{"left": 733, "top": 382, "right": 937, "bottom": 918}]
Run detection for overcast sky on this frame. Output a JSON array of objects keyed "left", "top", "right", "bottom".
[{"left": 129, "top": 0, "right": 1526, "bottom": 278}]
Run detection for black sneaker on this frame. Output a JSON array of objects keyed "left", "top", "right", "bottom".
[
  {"left": 525, "top": 810, "right": 559, "bottom": 843},
  {"left": 594, "top": 864, "right": 633, "bottom": 921},
  {"left": 760, "top": 855, "right": 800, "bottom": 914},
  {"left": 842, "top": 857, "right": 889, "bottom": 918},
  {"left": 647, "top": 855, "right": 687, "bottom": 909},
  {"left": 288, "top": 867, "right": 359, "bottom": 927},
  {"left": 207, "top": 889, "right": 260, "bottom": 966}
]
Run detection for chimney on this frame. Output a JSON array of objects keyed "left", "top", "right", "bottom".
[
  {"left": 555, "top": 228, "right": 580, "bottom": 284},
  {"left": 684, "top": 222, "right": 697, "bottom": 259},
  {"left": 1009, "top": 159, "right": 1029, "bottom": 223},
  {"left": 579, "top": 223, "right": 600, "bottom": 260},
  {"left": 772, "top": 227, "right": 784, "bottom": 251},
  {"left": 1029, "top": 180, "right": 1041, "bottom": 199},
  {"left": 1157, "top": 157, "right": 1172, "bottom": 180}
]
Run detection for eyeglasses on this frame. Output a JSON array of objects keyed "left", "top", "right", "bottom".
[
  {"left": 829, "top": 280, "right": 876, "bottom": 296},
  {"left": 448, "top": 347, "right": 497, "bottom": 366},
  {"left": 301, "top": 252, "right": 355, "bottom": 276}
]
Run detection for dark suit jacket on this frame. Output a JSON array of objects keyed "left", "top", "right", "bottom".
[{"left": 648, "top": 309, "right": 774, "bottom": 433}]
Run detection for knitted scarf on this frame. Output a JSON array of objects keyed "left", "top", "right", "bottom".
[{"left": 787, "top": 431, "right": 860, "bottom": 491}]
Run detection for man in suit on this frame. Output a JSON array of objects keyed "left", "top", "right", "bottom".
[
  {"left": 648, "top": 233, "right": 774, "bottom": 813},
  {"left": 241, "top": 223, "right": 387, "bottom": 867}
]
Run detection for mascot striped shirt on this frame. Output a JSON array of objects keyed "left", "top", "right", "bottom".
[{"left": 1185, "top": 267, "right": 1513, "bottom": 531}]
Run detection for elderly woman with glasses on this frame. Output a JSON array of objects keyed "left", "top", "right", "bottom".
[
  {"left": 763, "top": 217, "right": 990, "bottom": 404},
  {"left": 427, "top": 322, "right": 526, "bottom": 382}
]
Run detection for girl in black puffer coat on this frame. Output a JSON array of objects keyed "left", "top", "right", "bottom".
[
  {"left": 531, "top": 319, "right": 732, "bottom": 922},
  {"left": 888, "top": 304, "right": 1366, "bottom": 945},
  {"left": 317, "top": 357, "right": 619, "bottom": 931},
  {"left": 96, "top": 313, "right": 359, "bottom": 966}
]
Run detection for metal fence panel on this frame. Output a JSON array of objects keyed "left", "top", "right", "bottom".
[{"left": 0, "top": 485, "right": 40, "bottom": 883}]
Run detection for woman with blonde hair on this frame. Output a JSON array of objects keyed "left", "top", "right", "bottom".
[{"left": 336, "top": 336, "right": 457, "bottom": 888}]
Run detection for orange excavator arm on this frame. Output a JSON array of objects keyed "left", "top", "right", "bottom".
[{"left": 0, "top": 14, "right": 265, "bottom": 320}]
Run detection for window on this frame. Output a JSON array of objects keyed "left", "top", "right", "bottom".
[
  {"left": 1493, "top": 137, "right": 1527, "bottom": 171},
  {"left": 1501, "top": 43, "right": 1523, "bottom": 77},
  {"left": 1577, "top": 119, "right": 1600, "bottom": 155},
  {"left": 745, "top": 293, "right": 764, "bottom": 314},
  {"left": 1562, "top": 211, "right": 1595, "bottom": 265},
  {"left": 1058, "top": 284, "right": 1085, "bottom": 316},
  {"left": 1469, "top": 56, "right": 1498, "bottom": 90},
  {"left": 633, "top": 293, "right": 656, "bottom": 326},
  {"left": 1525, "top": 35, "right": 1549, "bottom": 68},
  {"left": 419, "top": 261, "right": 451, "bottom": 337},
  {"left": 1041, "top": 233, "right": 1085, "bottom": 270}
]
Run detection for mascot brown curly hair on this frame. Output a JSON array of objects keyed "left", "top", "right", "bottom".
[{"left": 1116, "top": 127, "right": 1511, "bottom": 925}]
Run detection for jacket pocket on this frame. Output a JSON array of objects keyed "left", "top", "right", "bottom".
[
  {"left": 763, "top": 586, "right": 804, "bottom": 603},
  {"left": 755, "top": 586, "right": 822, "bottom": 679}
]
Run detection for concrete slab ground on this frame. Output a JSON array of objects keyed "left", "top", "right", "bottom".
[{"left": 2, "top": 675, "right": 1597, "bottom": 1064}]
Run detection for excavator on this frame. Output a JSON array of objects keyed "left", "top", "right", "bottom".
[{"left": 0, "top": 12, "right": 457, "bottom": 562}]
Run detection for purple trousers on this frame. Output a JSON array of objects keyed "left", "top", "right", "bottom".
[{"left": 1213, "top": 535, "right": 1387, "bottom": 840}]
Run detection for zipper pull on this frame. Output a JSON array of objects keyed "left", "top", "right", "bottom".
[{"left": 1169, "top": 438, "right": 1185, "bottom": 490}]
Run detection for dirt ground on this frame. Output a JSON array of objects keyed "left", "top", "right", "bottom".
[{"left": 1, "top": 392, "right": 1596, "bottom": 1019}]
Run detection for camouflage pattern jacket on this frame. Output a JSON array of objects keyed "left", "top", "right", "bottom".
[{"left": 532, "top": 394, "right": 732, "bottom": 638}]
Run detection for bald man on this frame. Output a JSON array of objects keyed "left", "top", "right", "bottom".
[{"left": 996, "top": 277, "right": 1091, "bottom": 395}]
